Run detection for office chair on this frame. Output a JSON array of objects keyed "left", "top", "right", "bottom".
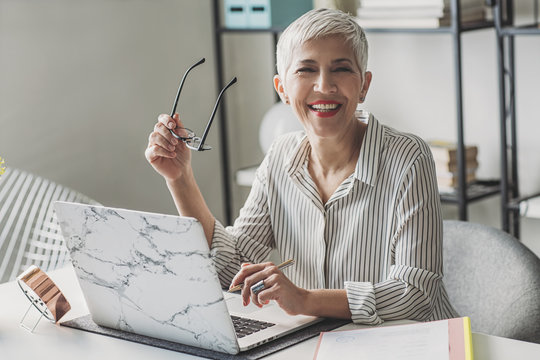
[
  {"left": 0, "top": 167, "right": 100, "bottom": 283},
  {"left": 443, "top": 220, "right": 540, "bottom": 344}
]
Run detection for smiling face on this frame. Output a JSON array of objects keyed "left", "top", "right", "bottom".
[{"left": 274, "top": 35, "right": 371, "bottom": 140}]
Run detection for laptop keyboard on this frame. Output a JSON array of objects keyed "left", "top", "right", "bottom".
[{"left": 230, "top": 315, "right": 276, "bottom": 338}]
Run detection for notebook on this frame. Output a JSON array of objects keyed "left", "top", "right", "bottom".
[
  {"left": 314, "top": 317, "right": 473, "bottom": 360},
  {"left": 53, "top": 201, "right": 320, "bottom": 355}
]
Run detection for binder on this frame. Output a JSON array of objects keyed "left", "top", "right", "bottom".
[
  {"left": 247, "top": 0, "right": 271, "bottom": 28},
  {"left": 224, "top": 0, "right": 312, "bottom": 29},
  {"left": 224, "top": 0, "right": 249, "bottom": 29}
]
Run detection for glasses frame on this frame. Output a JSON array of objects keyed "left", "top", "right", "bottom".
[{"left": 168, "top": 58, "right": 237, "bottom": 151}]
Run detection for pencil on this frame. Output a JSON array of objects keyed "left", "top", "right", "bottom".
[{"left": 227, "top": 259, "right": 295, "bottom": 293}]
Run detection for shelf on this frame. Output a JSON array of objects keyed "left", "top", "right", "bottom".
[
  {"left": 511, "top": 193, "right": 540, "bottom": 218},
  {"left": 217, "top": 27, "right": 283, "bottom": 34},
  {"left": 217, "top": 20, "right": 496, "bottom": 35},
  {"left": 507, "top": 192, "right": 540, "bottom": 211},
  {"left": 500, "top": 23, "right": 540, "bottom": 35},
  {"left": 364, "top": 20, "right": 495, "bottom": 34},
  {"left": 440, "top": 180, "right": 501, "bottom": 203},
  {"left": 493, "top": 0, "right": 540, "bottom": 236}
]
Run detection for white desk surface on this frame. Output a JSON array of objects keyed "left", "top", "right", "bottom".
[{"left": 1, "top": 266, "right": 539, "bottom": 360}]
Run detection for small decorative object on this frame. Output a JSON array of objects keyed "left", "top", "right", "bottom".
[
  {"left": 17, "top": 265, "right": 71, "bottom": 333},
  {"left": 0, "top": 156, "right": 5, "bottom": 177},
  {"left": 259, "top": 102, "right": 302, "bottom": 154}
]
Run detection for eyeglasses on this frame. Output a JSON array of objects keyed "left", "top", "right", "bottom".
[{"left": 168, "top": 58, "right": 237, "bottom": 151}]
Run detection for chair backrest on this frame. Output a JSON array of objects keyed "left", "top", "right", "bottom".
[
  {"left": 0, "top": 167, "right": 100, "bottom": 283},
  {"left": 443, "top": 220, "right": 540, "bottom": 344}
]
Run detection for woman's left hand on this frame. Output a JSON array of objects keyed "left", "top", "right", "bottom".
[{"left": 230, "top": 262, "right": 309, "bottom": 316}]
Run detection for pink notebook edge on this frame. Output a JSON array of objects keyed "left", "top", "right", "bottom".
[{"left": 448, "top": 317, "right": 474, "bottom": 360}]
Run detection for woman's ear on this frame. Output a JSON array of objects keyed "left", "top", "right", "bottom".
[
  {"left": 273, "top": 75, "right": 289, "bottom": 104},
  {"left": 359, "top": 71, "right": 372, "bottom": 103}
]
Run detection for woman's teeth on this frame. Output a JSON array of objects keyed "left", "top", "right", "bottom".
[{"left": 309, "top": 103, "right": 340, "bottom": 111}]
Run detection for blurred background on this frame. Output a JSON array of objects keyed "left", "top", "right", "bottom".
[{"left": 1, "top": 0, "right": 539, "bottom": 254}]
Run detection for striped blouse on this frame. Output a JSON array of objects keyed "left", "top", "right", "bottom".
[{"left": 211, "top": 114, "right": 458, "bottom": 324}]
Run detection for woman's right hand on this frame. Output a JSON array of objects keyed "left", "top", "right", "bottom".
[{"left": 145, "top": 113, "right": 192, "bottom": 182}]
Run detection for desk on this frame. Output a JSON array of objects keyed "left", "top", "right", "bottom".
[{"left": 1, "top": 266, "right": 539, "bottom": 360}]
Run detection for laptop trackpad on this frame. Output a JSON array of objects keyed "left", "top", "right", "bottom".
[{"left": 224, "top": 292, "right": 268, "bottom": 314}]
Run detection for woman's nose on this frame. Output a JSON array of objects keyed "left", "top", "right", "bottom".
[{"left": 314, "top": 72, "right": 336, "bottom": 94}]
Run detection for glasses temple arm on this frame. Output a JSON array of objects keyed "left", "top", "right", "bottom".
[
  {"left": 169, "top": 57, "right": 206, "bottom": 117},
  {"left": 197, "top": 77, "right": 238, "bottom": 150}
]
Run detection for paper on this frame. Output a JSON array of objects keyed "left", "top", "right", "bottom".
[{"left": 315, "top": 320, "right": 451, "bottom": 360}]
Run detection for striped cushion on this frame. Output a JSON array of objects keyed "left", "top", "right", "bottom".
[{"left": 0, "top": 167, "right": 100, "bottom": 283}]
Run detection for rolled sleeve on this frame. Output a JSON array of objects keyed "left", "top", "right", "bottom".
[
  {"left": 345, "top": 152, "right": 446, "bottom": 324},
  {"left": 344, "top": 281, "right": 383, "bottom": 325},
  {"left": 370, "top": 153, "right": 444, "bottom": 322},
  {"left": 210, "top": 220, "right": 244, "bottom": 287}
]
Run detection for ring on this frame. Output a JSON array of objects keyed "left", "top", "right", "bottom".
[{"left": 251, "top": 280, "right": 265, "bottom": 295}]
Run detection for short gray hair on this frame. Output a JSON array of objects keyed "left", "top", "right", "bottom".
[{"left": 276, "top": 8, "right": 368, "bottom": 80}]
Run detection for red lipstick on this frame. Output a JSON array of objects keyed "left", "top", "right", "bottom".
[{"left": 307, "top": 100, "right": 342, "bottom": 118}]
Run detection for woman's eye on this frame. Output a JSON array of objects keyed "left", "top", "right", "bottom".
[
  {"left": 296, "top": 67, "right": 315, "bottom": 73},
  {"left": 334, "top": 67, "right": 352, "bottom": 72}
]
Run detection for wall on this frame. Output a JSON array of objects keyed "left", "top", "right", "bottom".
[
  {"left": 0, "top": 0, "right": 225, "bottom": 221},
  {"left": 1, "top": 1, "right": 539, "bottom": 254}
]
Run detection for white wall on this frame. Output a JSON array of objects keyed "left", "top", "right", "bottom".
[
  {"left": 0, "top": 0, "right": 225, "bottom": 221},
  {"left": 1, "top": 1, "right": 539, "bottom": 253}
]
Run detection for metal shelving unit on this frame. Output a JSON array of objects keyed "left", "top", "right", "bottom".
[
  {"left": 211, "top": 0, "right": 282, "bottom": 224},
  {"left": 212, "top": 0, "right": 502, "bottom": 225},
  {"left": 492, "top": 0, "right": 540, "bottom": 238}
]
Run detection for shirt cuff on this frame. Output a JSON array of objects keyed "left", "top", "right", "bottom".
[{"left": 344, "top": 281, "right": 383, "bottom": 325}]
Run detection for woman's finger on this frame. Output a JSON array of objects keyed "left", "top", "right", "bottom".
[
  {"left": 238, "top": 263, "right": 279, "bottom": 307},
  {"left": 172, "top": 113, "right": 184, "bottom": 128},
  {"left": 144, "top": 144, "right": 176, "bottom": 163},
  {"left": 250, "top": 275, "right": 275, "bottom": 307},
  {"left": 230, "top": 262, "right": 269, "bottom": 289},
  {"left": 157, "top": 114, "right": 193, "bottom": 144},
  {"left": 228, "top": 263, "right": 269, "bottom": 306},
  {"left": 149, "top": 128, "right": 178, "bottom": 152},
  {"left": 158, "top": 113, "right": 186, "bottom": 129},
  {"left": 153, "top": 122, "right": 180, "bottom": 147},
  {"left": 158, "top": 113, "right": 176, "bottom": 130}
]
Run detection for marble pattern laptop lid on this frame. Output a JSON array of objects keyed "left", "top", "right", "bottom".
[{"left": 54, "top": 201, "right": 240, "bottom": 354}]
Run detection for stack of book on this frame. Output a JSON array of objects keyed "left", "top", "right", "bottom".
[
  {"left": 356, "top": 0, "right": 490, "bottom": 28},
  {"left": 428, "top": 140, "right": 479, "bottom": 193}
]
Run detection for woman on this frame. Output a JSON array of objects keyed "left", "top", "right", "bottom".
[{"left": 145, "top": 8, "right": 458, "bottom": 324}]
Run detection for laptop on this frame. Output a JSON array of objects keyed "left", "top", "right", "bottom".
[{"left": 53, "top": 201, "right": 321, "bottom": 354}]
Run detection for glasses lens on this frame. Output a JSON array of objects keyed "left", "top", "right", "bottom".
[
  {"left": 185, "top": 137, "right": 212, "bottom": 151},
  {"left": 170, "top": 127, "right": 195, "bottom": 141}
]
